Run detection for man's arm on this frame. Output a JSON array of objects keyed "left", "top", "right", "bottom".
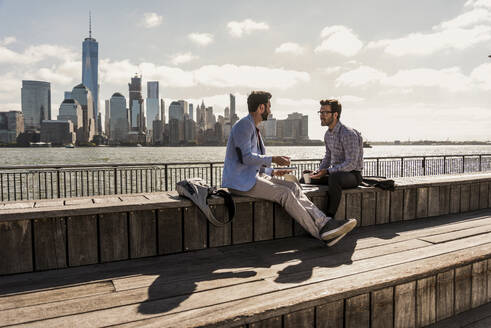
[
  {"left": 235, "top": 121, "right": 272, "bottom": 167},
  {"left": 319, "top": 134, "right": 331, "bottom": 170},
  {"left": 328, "top": 131, "right": 362, "bottom": 173}
]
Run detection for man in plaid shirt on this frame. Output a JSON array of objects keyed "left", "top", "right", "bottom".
[{"left": 311, "top": 99, "right": 364, "bottom": 222}]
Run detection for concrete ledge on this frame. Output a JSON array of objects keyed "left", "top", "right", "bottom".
[{"left": 0, "top": 173, "right": 490, "bottom": 275}]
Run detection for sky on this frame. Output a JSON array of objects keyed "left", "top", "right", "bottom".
[{"left": 0, "top": 0, "right": 490, "bottom": 141}]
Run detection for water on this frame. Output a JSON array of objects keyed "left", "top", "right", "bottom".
[{"left": 0, "top": 145, "right": 490, "bottom": 166}]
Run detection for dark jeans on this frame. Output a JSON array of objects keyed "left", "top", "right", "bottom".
[{"left": 302, "top": 171, "right": 362, "bottom": 218}]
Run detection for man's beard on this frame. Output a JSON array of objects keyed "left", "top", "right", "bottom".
[{"left": 261, "top": 111, "right": 269, "bottom": 121}]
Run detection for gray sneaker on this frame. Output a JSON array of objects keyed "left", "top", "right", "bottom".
[{"left": 319, "top": 218, "right": 357, "bottom": 246}]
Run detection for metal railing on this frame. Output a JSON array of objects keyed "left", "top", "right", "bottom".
[{"left": 1, "top": 154, "right": 490, "bottom": 201}]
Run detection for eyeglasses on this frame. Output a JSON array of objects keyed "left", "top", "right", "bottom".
[{"left": 317, "top": 111, "right": 335, "bottom": 115}]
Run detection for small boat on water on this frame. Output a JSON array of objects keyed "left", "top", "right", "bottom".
[
  {"left": 29, "top": 142, "right": 52, "bottom": 147},
  {"left": 64, "top": 144, "right": 75, "bottom": 148},
  {"left": 136, "top": 144, "right": 143, "bottom": 147},
  {"left": 363, "top": 141, "right": 372, "bottom": 148}
]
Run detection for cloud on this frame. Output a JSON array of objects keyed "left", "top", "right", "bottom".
[
  {"left": 188, "top": 33, "right": 214, "bottom": 46},
  {"left": 322, "top": 66, "right": 343, "bottom": 74},
  {"left": 466, "top": 0, "right": 491, "bottom": 9},
  {"left": 0, "top": 43, "right": 77, "bottom": 64},
  {"left": 227, "top": 19, "right": 269, "bottom": 37},
  {"left": 276, "top": 98, "right": 318, "bottom": 107},
  {"left": 436, "top": 8, "right": 491, "bottom": 29},
  {"left": 339, "top": 95, "right": 365, "bottom": 103},
  {"left": 0, "top": 36, "right": 16, "bottom": 46},
  {"left": 142, "top": 13, "right": 163, "bottom": 28},
  {"left": 100, "top": 59, "right": 309, "bottom": 90},
  {"left": 170, "top": 52, "right": 198, "bottom": 66},
  {"left": 275, "top": 42, "right": 305, "bottom": 56},
  {"left": 470, "top": 62, "right": 491, "bottom": 90},
  {"left": 315, "top": 25, "right": 363, "bottom": 57},
  {"left": 336, "top": 66, "right": 387, "bottom": 87}
]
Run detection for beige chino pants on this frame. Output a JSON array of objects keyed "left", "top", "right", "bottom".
[{"left": 229, "top": 175, "right": 328, "bottom": 240}]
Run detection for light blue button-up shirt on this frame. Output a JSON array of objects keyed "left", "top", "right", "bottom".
[{"left": 222, "top": 114, "right": 273, "bottom": 191}]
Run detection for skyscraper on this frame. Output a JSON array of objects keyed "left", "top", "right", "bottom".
[
  {"left": 129, "top": 74, "right": 144, "bottom": 132},
  {"left": 109, "top": 92, "right": 129, "bottom": 143},
  {"left": 82, "top": 12, "right": 99, "bottom": 131},
  {"left": 72, "top": 83, "right": 95, "bottom": 143},
  {"left": 21, "top": 80, "right": 51, "bottom": 131},
  {"left": 230, "top": 93, "right": 238, "bottom": 125},
  {"left": 57, "top": 98, "right": 83, "bottom": 143},
  {"left": 146, "top": 81, "right": 160, "bottom": 133}
]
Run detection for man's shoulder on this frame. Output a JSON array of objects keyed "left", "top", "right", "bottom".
[
  {"left": 339, "top": 122, "right": 360, "bottom": 136},
  {"left": 231, "top": 116, "right": 253, "bottom": 133}
]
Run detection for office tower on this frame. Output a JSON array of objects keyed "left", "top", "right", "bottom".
[
  {"left": 177, "top": 100, "right": 189, "bottom": 116},
  {"left": 169, "top": 101, "right": 184, "bottom": 121},
  {"left": 205, "top": 106, "right": 216, "bottom": 130},
  {"left": 72, "top": 83, "right": 95, "bottom": 143},
  {"left": 229, "top": 93, "right": 238, "bottom": 125},
  {"left": 189, "top": 104, "right": 194, "bottom": 121},
  {"left": 97, "top": 112, "right": 102, "bottom": 135},
  {"left": 21, "top": 80, "right": 51, "bottom": 131},
  {"left": 0, "top": 111, "right": 24, "bottom": 144},
  {"left": 197, "top": 100, "right": 206, "bottom": 130},
  {"left": 224, "top": 107, "right": 230, "bottom": 120},
  {"left": 82, "top": 12, "right": 99, "bottom": 130},
  {"left": 57, "top": 98, "right": 83, "bottom": 143},
  {"left": 129, "top": 74, "right": 144, "bottom": 132},
  {"left": 40, "top": 120, "right": 75, "bottom": 146},
  {"left": 104, "top": 99, "right": 110, "bottom": 137},
  {"left": 146, "top": 81, "right": 160, "bottom": 133},
  {"left": 109, "top": 92, "right": 129, "bottom": 143},
  {"left": 64, "top": 91, "right": 72, "bottom": 100},
  {"left": 160, "top": 99, "right": 165, "bottom": 124}
]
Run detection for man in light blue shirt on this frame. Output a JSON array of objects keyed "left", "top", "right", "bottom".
[{"left": 222, "top": 91, "right": 357, "bottom": 246}]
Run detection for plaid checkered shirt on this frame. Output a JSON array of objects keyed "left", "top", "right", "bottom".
[{"left": 319, "top": 121, "right": 364, "bottom": 173}]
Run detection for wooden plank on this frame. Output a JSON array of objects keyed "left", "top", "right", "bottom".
[
  {"left": 390, "top": 190, "right": 403, "bottom": 223},
  {"left": 488, "top": 259, "right": 491, "bottom": 302},
  {"left": 316, "top": 300, "right": 343, "bottom": 328},
  {"left": 209, "top": 204, "right": 232, "bottom": 247},
  {"left": 254, "top": 201, "right": 274, "bottom": 241},
  {"left": 129, "top": 210, "right": 157, "bottom": 258},
  {"left": 460, "top": 184, "right": 471, "bottom": 213},
  {"left": 346, "top": 193, "right": 361, "bottom": 227},
  {"left": 419, "top": 224, "right": 491, "bottom": 244},
  {"left": 183, "top": 206, "right": 207, "bottom": 251},
  {"left": 416, "top": 276, "right": 436, "bottom": 327},
  {"left": 376, "top": 190, "right": 390, "bottom": 224},
  {"left": 232, "top": 202, "right": 253, "bottom": 244},
  {"left": 361, "top": 191, "right": 376, "bottom": 226},
  {"left": 345, "top": 293, "right": 369, "bottom": 328},
  {"left": 416, "top": 187, "right": 428, "bottom": 219},
  {"left": 33, "top": 217, "right": 67, "bottom": 270},
  {"left": 455, "top": 264, "right": 472, "bottom": 314},
  {"left": 7, "top": 234, "right": 491, "bottom": 328},
  {"left": 371, "top": 287, "right": 393, "bottom": 328},
  {"left": 395, "top": 281, "right": 416, "bottom": 328},
  {"left": 472, "top": 260, "right": 487, "bottom": 308},
  {"left": 436, "top": 269, "right": 455, "bottom": 321},
  {"left": 284, "top": 307, "right": 314, "bottom": 328},
  {"left": 403, "top": 188, "right": 417, "bottom": 220},
  {"left": 439, "top": 185, "right": 450, "bottom": 216},
  {"left": 0, "top": 281, "right": 113, "bottom": 311},
  {"left": 428, "top": 186, "right": 440, "bottom": 217},
  {"left": 334, "top": 192, "right": 346, "bottom": 220},
  {"left": 158, "top": 208, "right": 182, "bottom": 255},
  {"left": 67, "top": 215, "right": 98, "bottom": 267},
  {"left": 274, "top": 203, "right": 293, "bottom": 239},
  {"left": 99, "top": 212, "right": 128, "bottom": 262},
  {"left": 450, "top": 185, "right": 461, "bottom": 214},
  {"left": 479, "top": 183, "right": 489, "bottom": 210},
  {"left": 249, "top": 316, "right": 282, "bottom": 328},
  {"left": 0, "top": 220, "right": 32, "bottom": 275},
  {"left": 470, "top": 183, "right": 480, "bottom": 211}
]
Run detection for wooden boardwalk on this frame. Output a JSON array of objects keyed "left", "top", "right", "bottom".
[{"left": 0, "top": 209, "right": 490, "bottom": 327}]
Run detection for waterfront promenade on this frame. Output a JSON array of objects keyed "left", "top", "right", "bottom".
[{"left": 0, "top": 171, "right": 490, "bottom": 327}]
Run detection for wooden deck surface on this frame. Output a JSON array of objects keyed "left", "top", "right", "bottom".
[{"left": 0, "top": 209, "right": 490, "bottom": 327}]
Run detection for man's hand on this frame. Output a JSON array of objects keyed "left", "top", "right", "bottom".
[
  {"left": 310, "top": 169, "right": 328, "bottom": 179},
  {"left": 272, "top": 169, "right": 292, "bottom": 177},
  {"left": 272, "top": 156, "right": 291, "bottom": 166}
]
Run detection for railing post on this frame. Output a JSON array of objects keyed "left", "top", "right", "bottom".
[
  {"left": 57, "top": 169, "right": 61, "bottom": 198},
  {"left": 443, "top": 156, "right": 447, "bottom": 174},
  {"left": 400, "top": 158, "right": 404, "bottom": 177},
  {"left": 114, "top": 168, "right": 118, "bottom": 194},
  {"left": 422, "top": 157, "right": 426, "bottom": 176},
  {"left": 462, "top": 156, "right": 465, "bottom": 173},
  {"left": 164, "top": 164, "right": 168, "bottom": 191},
  {"left": 210, "top": 163, "right": 214, "bottom": 187},
  {"left": 479, "top": 155, "right": 482, "bottom": 172},
  {"left": 376, "top": 158, "right": 380, "bottom": 176}
]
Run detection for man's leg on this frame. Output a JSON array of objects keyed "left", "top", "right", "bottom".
[
  {"left": 326, "top": 171, "right": 361, "bottom": 218},
  {"left": 229, "top": 176, "right": 322, "bottom": 239}
]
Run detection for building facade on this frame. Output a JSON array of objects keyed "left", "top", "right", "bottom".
[
  {"left": 40, "top": 120, "right": 75, "bottom": 146},
  {"left": 21, "top": 80, "right": 51, "bottom": 131},
  {"left": 0, "top": 111, "right": 24, "bottom": 144},
  {"left": 71, "top": 83, "right": 95, "bottom": 143},
  {"left": 82, "top": 19, "right": 99, "bottom": 129},
  {"left": 57, "top": 99, "right": 83, "bottom": 144},
  {"left": 109, "top": 92, "right": 129, "bottom": 144}
]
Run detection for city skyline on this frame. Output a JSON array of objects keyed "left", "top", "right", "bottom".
[{"left": 0, "top": 0, "right": 490, "bottom": 141}]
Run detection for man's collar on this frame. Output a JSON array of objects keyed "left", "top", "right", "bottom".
[{"left": 328, "top": 121, "right": 342, "bottom": 134}]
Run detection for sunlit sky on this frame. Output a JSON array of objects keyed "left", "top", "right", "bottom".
[{"left": 0, "top": 0, "right": 490, "bottom": 141}]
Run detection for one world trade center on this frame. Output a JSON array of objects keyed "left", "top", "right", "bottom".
[{"left": 82, "top": 13, "right": 99, "bottom": 131}]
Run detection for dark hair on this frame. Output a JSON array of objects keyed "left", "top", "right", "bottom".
[
  {"left": 320, "top": 99, "right": 342, "bottom": 119},
  {"left": 247, "top": 91, "right": 272, "bottom": 113}
]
